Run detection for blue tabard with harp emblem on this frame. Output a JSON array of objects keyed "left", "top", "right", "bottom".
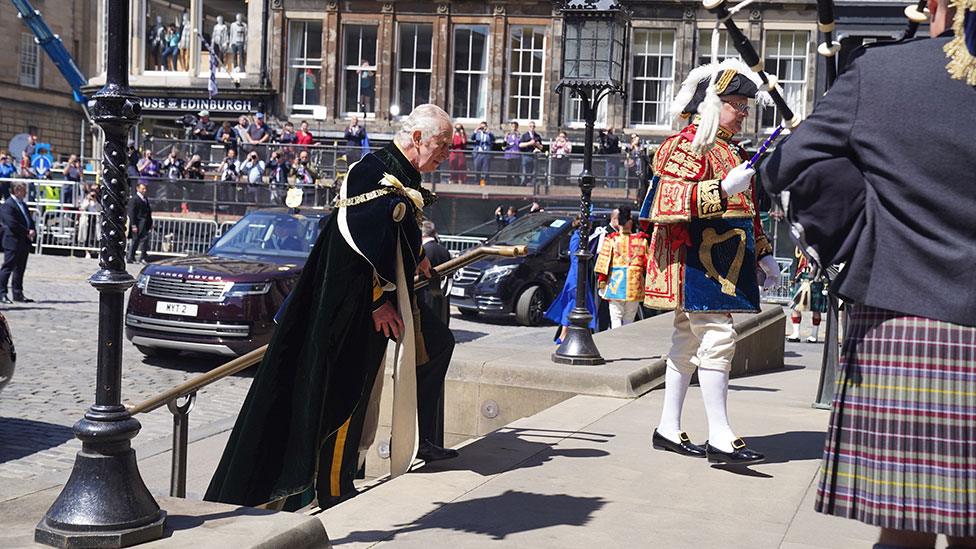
[{"left": 683, "top": 218, "right": 760, "bottom": 313}]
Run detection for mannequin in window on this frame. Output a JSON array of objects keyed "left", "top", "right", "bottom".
[
  {"left": 229, "top": 13, "right": 247, "bottom": 72},
  {"left": 178, "top": 12, "right": 191, "bottom": 71},
  {"left": 148, "top": 14, "right": 165, "bottom": 70},
  {"left": 211, "top": 15, "right": 230, "bottom": 68}
]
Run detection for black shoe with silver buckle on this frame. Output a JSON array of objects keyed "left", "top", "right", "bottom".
[
  {"left": 706, "top": 438, "right": 765, "bottom": 465},
  {"left": 652, "top": 429, "right": 706, "bottom": 458}
]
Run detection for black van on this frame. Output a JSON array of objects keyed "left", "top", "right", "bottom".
[{"left": 450, "top": 209, "right": 610, "bottom": 326}]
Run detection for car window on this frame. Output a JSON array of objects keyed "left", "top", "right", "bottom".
[
  {"left": 489, "top": 215, "right": 568, "bottom": 252},
  {"left": 211, "top": 212, "right": 322, "bottom": 258}
]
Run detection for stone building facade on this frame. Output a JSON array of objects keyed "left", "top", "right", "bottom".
[
  {"left": 0, "top": 1, "right": 96, "bottom": 160},
  {"left": 90, "top": 0, "right": 912, "bottom": 145}
]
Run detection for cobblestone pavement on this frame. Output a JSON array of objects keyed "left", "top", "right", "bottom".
[{"left": 0, "top": 253, "right": 551, "bottom": 489}]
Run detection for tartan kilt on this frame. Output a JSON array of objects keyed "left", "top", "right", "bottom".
[
  {"left": 816, "top": 305, "right": 976, "bottom": 536},
  {"left": 791, "top": 279, "right": 828, "bottom": 313}
]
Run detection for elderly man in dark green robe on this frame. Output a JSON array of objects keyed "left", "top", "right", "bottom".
[{"left": 205, "top": 104, "right": 457, "bottom": 511}]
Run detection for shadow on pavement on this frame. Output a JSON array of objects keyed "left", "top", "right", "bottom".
[
  {"left": 0, "top": 417, "right": 74, "bottom": 463},
  {"left": 451, "top": 329, "right": 489, "bottom": 344},
  {"left": 331, "top": 489, "right": 607, "bottom": 545},
  {"left": 710, "top": 430, "right": 827, "bottom": 478},
  {"left": 419, "top": 427, "right": 613, "bottom": 478}
]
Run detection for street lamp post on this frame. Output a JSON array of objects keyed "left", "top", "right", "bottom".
[
  {"left": 35, "top": 0, "right": 166, "bottom": 546},
  {"left": 552, "top": 0, "right": 629, "bottom": 366}
]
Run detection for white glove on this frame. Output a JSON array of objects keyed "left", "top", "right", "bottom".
[
  {"left": 720, "top": 162, "right": 755, "bottom": 197},
  {"left": 758, "top": 255, "right": 781, "bottom": 289}
]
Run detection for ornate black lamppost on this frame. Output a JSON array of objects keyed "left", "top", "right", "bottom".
[
  {"left": 552, "top": 0, "right": 629, "bottom": 366},
  {"left": 36, "top": 1, "right": 166, "bottom": 546}
]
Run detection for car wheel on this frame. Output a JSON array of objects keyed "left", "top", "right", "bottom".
[
  {"left": 135, "top": 345, "right": 180, "bottom": 359},
  {"left": 458, "top": 307, "right": 479, "bottom": 319},
  {"left": 515, "top": 285, "right": 548, "bottom": 326}
]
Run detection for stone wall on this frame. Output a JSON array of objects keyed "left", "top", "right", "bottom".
[{"left": 0, "top": 98, "right": 87, "bottom": 161}]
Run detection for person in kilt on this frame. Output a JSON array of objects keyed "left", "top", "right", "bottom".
[
  {"left": 787, "top": 250, "right": 828, "bottom": 343},
  {"left": 760, "top": 0, "right": 976, "bottom": 545}
]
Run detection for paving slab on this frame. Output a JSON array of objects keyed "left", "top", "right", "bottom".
[
  {"left": 317, "top": 342, "right": 882, "bottom": 549},
  {"left": 0, "top": 486, "right": 329, "bottom": 549}
]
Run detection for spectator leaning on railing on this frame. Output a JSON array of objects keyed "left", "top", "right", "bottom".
[
  {"left": 599, "top": 127, "right": 622, "bottom": 188},
  {"left": 216, "top": 120, "right": 239, "bottom": 156}
]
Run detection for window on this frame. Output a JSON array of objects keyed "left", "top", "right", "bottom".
[
  {"left": 202, "top": 1, "right": 249, "bottom": 74},
  {"left": 761, "top": 31, "right": 810, "bottom": 129},
  {"left": 451, "top": 25, "right": 489, "bottom": 120},
  {"left": 19, "top": 33, "right": 40, "bottom": 87},
  {"left": 629, "top": 29, "right": 675, "bottom": 127},
  {"left": 564, "top": 93, "right": 607, "bottom": 127},
  {"left": 287, "top": 21, "right": 323, "bottom": 116},
  {"left": 697, "top": 29, "right": 737, "bottom": 66},
  {"left": 507, "top": 26, "right": 546, "bottom": 122},
  {"left": 396, "top": 23, "right": 433, "bottom": 116},
  {"left": 343, "top": 25, "right": 378, "bottom": 115},
  {"left": 145, "top": 0, "right": 191, "bottom": 72}
]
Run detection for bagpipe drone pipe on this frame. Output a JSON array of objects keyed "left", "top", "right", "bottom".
[{"left": 702, "top": 0, "right": 929, "bottom": 271}]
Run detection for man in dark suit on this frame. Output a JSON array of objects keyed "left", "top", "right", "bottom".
[
  {"left": 0, "top": 182, "right": 36, "bottom": 303},
  {"left": 127, "top": 182, "right": 153, "bottom": 264},
  {"left": 760, "top": 2, "right": 976, "bottom": 545},
  {"left": 418, "top": 220, "right": 452, "bottom": 314}
]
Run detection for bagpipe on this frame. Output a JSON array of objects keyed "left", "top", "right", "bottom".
[{"left": 698, "top": 0, "right": 933, "bottom": 271}]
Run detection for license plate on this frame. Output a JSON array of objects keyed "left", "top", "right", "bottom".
[
  {"left": 449, "top": 286, "right": 466, "bottom": 297},
  {"left": 156, "top": 301, "right": 198, "bottom": 317}
]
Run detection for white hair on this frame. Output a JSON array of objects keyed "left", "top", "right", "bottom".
[{"left": 397, "top": 104, "right": 452, "bottom": 145}]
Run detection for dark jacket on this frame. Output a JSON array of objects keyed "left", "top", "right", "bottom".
[
  {"left": 760, "top": 34, "right": 976, "bottom": 327},
  {"left": 0, "top": 198, "right": 35, "bottom": 253},
  {"left": 127, "top": 193, "right": 153, "bottom": 234}
]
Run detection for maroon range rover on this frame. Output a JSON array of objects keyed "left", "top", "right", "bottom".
[{"left": 125, "top": 208, "right": 328, "bottom": 358}]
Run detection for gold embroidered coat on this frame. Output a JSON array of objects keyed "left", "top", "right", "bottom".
[
  {"left": 594, "top": 230, "right": 650, "bottom": 302},
  {"left": 643, "top": 123, "right": 773, "bottom": 311}
]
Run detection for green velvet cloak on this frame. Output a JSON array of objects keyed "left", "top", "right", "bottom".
[{"left": 205, "top": 144, "right": 426, "bottom": 510}]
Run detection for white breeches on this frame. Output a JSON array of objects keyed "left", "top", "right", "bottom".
[
  {"left": 607, "top": 300, "right": 640, "bottom": 328},
  {"left": 667, "top": 310, "right": 736, "bottom": 373}
]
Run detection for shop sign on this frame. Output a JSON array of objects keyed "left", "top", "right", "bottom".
[{"left": 140, "top": 97, "right": 256, "bottom": 113}]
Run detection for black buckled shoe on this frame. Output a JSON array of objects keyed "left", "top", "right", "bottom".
[
  {"left": 705, "top": 438, "right": 765, "bottom": 465},
  {"left": 652, "top": 429, "right": 706, "bottom": 458},
  {"left": 417, "top": 440, "right": 459, "bottom": 462}
]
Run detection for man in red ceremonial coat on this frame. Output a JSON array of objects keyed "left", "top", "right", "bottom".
[{"left": 640, "top": 59, "right": 781, "bottom": 464}]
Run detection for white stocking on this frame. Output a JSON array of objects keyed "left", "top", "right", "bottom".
[
  {"left": 699, "top": 367, "right": 737, "bottom": 452},
  {"left": 656, "top": 360, "right": 694, "bottom": 443}
]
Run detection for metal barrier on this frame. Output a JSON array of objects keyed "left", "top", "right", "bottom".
[
  {"left": 439, "top": 235, "right": 486, "bottom": 257},
  {"left": 149, "top": 217, "right": 221, "bottom": 257},
  {"left": 35, "top": 207, "right": 482, "bottom": 263},
  {"left": 0, "top": 178, "right": 84, "bottom": 210},
  {"left": 759, "top": 257, "right": 796, "bottom": 305},
  {"left": 125, "top": 244, "right": 528, "bottom": 499}
]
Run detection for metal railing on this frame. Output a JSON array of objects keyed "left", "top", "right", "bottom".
[
  {"left": 124, "top": 243, "right": 528, "bottom": 498},
  {"left": 148, "top": 137, "right": 651, "bottom": 197},
  {"left": 439, "top": 235, "right": 486, "bottom": 257},
  {"left": 0, "top": 178, "right": 85, "bottom": 210}
]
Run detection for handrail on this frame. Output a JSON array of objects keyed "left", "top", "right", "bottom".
[{"left": 126, "top": 243, "right": 527, "bottom": 415}]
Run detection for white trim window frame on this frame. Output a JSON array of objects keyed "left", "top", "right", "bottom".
[
  {"left": 395, "top": 22, "right": 433, "bottom": 117},
  {"left": 342, "top": 24, "right": 379, "bottom": 117},
  {"left": 286, "top": 20, "right": 323, "bottom": 117},
  {"left": 761, "top": 30, "right": 811, "bottom": 132},
  {"left": 564, "top": 93, "right": 608, "bottom": 128},
  {"left": 629, "top": 28, "right": 676, "bottom": 129},
  {"left": 19, "top": 33, "right": 40, "bottom": 88},
  {"left": 450, "top": 24, "right": 490, "bottom": 123},
  {"left": 507, "top": 25, "right": 546, "bottom": 124},
  {"left": 697, "top": 28, "right": 739, "bottom": 66}
]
